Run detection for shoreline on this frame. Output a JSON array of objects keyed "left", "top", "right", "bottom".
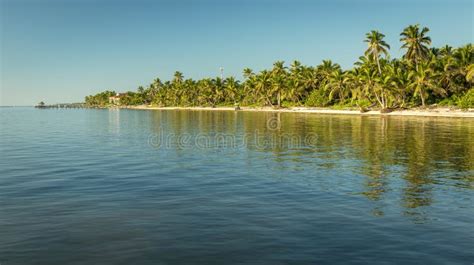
[{"left": 119, "top": 105, "right": 474, "bottom": 118}]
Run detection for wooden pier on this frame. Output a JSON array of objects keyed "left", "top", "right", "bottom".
[{"left": 35, "top": 103, "right": 86, "bottom": 109}]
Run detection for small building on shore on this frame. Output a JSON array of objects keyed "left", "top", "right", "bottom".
[{"left": 109, "top": 93, "right": 125, "bottom": 105}]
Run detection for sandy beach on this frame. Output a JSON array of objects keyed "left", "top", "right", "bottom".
[{"left": 122, "top": 105, "right": 474, "bottom": 118}]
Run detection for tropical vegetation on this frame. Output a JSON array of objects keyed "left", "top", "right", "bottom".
[{"left": 85, "top": 25, "right": 473, "bottom": 109}]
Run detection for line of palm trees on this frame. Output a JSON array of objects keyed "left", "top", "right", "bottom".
[{"left": 85, "top": 24, "right": 473, "bottom": 109}]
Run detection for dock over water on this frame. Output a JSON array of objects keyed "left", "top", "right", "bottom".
[{"left": 35, "top": 103, "right": 86, "bottom": 109}]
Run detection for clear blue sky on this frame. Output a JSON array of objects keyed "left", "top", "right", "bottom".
[{"left": 1, "top": 0, "right": 472, "bottom": 105}]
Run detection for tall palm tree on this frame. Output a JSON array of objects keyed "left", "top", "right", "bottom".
[
  {"left": 271, "top": 61, "right": 287, "bottom": 107},
  {"left": 400, "top": 24, "right": 432, "bottom": 65},
  {"left": 86, "top": 24, "right": 473, "bottom": 109},
  {"left": 354, "top": 55, "right": 391, "bottom": 108},
  {"left": 364, "top": 30, "right": 390, "bottom": 75}
]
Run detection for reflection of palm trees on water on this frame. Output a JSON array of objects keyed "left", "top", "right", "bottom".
[{"left": 147, "top": 111, "right": 473, "bottom": 222}]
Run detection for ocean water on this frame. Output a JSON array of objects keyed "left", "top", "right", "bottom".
[{"left": 0, "top": 107, "right": 473, "bottom": 265}]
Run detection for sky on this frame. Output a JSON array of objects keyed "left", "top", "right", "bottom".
[{"left": 0, "top": 0, "right": 473, "bottom": 106}]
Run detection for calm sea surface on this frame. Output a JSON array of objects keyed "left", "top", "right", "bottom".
[{"left": 0, "top": 107, "right": 473, "bottom": 265}]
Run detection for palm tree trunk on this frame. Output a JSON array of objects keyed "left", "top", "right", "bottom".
[
  {"left": 376, "top": 57, "right": 385, "bottom": 109},
  {"left": 376, "top": 57, "right": 382, "bottom": 76},
  {"left": 277, "top": 89, "right": 281, "bottom": 108},
  {"left": 374, "top": 92, "right": 384, "bottom": 109}
]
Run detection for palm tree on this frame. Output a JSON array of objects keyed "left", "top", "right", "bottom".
[
  {"left": 288, "top": 61, "right": 315, "bottom": 104},
  {"left": 345, "top": 68, "right": 364, "bottom": 105},
  {"left": 318, "top": 60, "right": 341, "bottom": 76},
  {"left": 389, "top": 60, "right": 411, "bottom": 107},
  {"left": 243, "top": 68, "right": 254, "bottom": 79},
  {"left": 440, "top": 45, "right": 453, "bottom": 56},
  {"left": 358, "top": 65, "right": 380, "bottom": 107},
  {"left": 466, "top": 64, "right": 474, "bottom": 83},
  {"left": 364, "top": 30, "right": 390, "bottom": 75},
  {"left": 454, "top": 44, "right": 474, "bottom": 84},
  {"left": 173, "top": 71, "right": 184, "bottom": 83},
  {"left": 212, "top": 77, "right": 226, "bottom": 106},
  {"left": 198, "top": 78, "right": 216, "bottom": 106},
  {"left": 316, "top": 60, "right": 341, "bottom": 90},
  {"left": 436, "top": 44, "right": 474, "bottom": 95},
  {"left": 354, "top": 56, "right": 391, "bottom": 109},
  {"left": 288, "top": 61, "right": 303, "bottom": 103},
  {"left": 299, "top": 66, "right": 319, "bottom": 95},
  {"left": 324, "top": 69, "right": 350, "bottom": 104},
  {"left": 225, "top": 77, "right": 241, "bottom": 104},
  {"left": 400, "top": 24, "right": 432, "bottom": 65},
  {"left": 85, "top": 24, "right": 473, "bottom": 110},
  {"left": 408, "top": 62, "right": 445, "bottom": 107},
  {"left": 171, "top": 72, "right": 184, "bottom": 105},
  {"left": 146, "top": 78, "right": 162, "bottom": 104},
  {"left": 271, "top": 61, "right": 287, "bottom": 107},
  {"left": 254, "top": 70, "right": 272, "bottom": 105}
]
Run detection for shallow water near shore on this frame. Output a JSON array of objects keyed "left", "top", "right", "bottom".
[{"left": 1, "top": 107, "right": 473, "bottom": 265}]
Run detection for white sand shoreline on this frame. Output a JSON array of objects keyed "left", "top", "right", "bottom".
[{"left": 117, "top": 105, "right": 474, "bottom": 118}]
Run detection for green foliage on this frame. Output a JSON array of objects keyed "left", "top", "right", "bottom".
[
  {"left": 437, "top": 96, "right": 459, "bottom": 106},
  {"left": 330, "top": 102, "right": 358, "bottom": 110},
  {"left": 119, "top": 92, "right": 145, "bottom": 106},
  {"left": 85, "top": 90, "right": 116, "bottom": 107},
  {"left": 85, "top": 25, "right": 473, "bottom": 110},
  {"left": 356, "top": 99, "right": 372, "bottom": 108},
  {"left": 457, "top": 89, "right": 474, "bottom": 109},
  {"left": 305, "top": 89, "right": 330, "bottom": 107}
]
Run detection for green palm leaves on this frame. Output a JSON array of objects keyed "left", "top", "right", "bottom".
[
  {"left": 467, "top": 64, "right": 474, "bottom": 83},
  {"left": 365, "top": 30, "right": 390, "bottom": 74},
  {"left": 400, "top": 24, "right": 432, "bottom": 65},
  {"left": 86, "top": 24, "right": 473, "bottom": 109}
]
